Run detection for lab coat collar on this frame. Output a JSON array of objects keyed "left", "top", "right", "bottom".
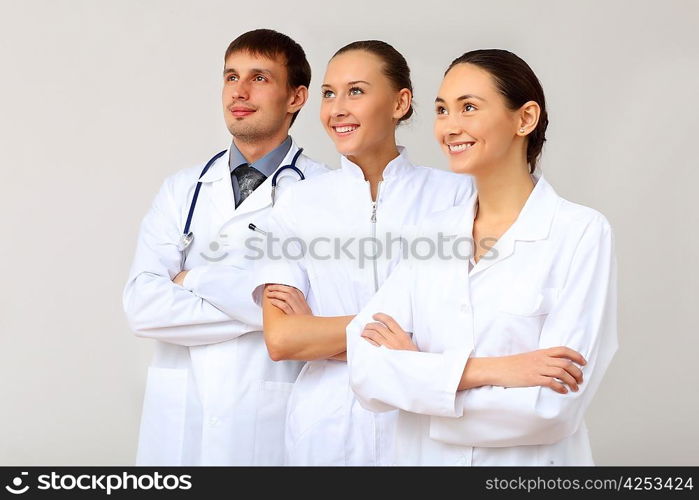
[
  {"left": 339, "top": 145, "right": 414, "bottom": 180},
  {"left": 509, "top": 172, "right": 560, "bottom": 242},
  {"left": 228, "top": 138, "right": 305, "bottom": 221},
  {"left": 203, "top": 138, "right": 304, "bottom": 226},
  {"left": 199, "top": 149, "right": 231, "bottom": 183},
  {"left": 466, "top": 171, "right": 560, "bottom": 276}
]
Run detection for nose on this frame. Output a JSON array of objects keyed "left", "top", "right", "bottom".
[
  {"left": 435, "top": 110, "right": 464, "bottom": 144},
  {"left": 230, "top": 80, "right": 250, "bottom": 101},
  {"left": 443, "top": 112, "right": 463, "bottom": 136},
  {"left": 329, "top": 94, "right": 348, "bottom": 119}
]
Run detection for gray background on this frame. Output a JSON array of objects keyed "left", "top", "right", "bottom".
[{"left": 1, "top": 0, "right": 697, "bottom": 465}]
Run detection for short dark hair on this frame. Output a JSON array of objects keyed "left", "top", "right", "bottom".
[
  {"left": 333, "top": 40, "right": 414, "bottom": 123},
  {"left": 224, "top": 29, "right": 311, "bottom": 126},
  {"left": 446, "top": 49, "right": 548, "bottom": 173}
]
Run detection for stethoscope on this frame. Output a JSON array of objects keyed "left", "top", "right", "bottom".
[{"left": 177, "top": 148, "right": 305, "bottom": 252}]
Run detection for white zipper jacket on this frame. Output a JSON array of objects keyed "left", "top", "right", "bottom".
[{"left": 252, "top": 147, "right": 474, "bottom": 465}]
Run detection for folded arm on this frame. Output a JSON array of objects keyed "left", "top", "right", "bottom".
[
  {"left": 349, "top": 217, "right": 617, "bottom": 448},
  {"left": 123, "top": 176, "right": 257, "bottom": 346},
  {"left": 432, "top": 217, "right": 618, "bottom": 447},
  {"left": 262, "top": 284, "right": 352, "bottom": 361}
]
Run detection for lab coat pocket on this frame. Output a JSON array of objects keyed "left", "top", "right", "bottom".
[
  {"left": 498, "top": 287, "right": 559, "bottom": 316},
  {"left": 493, "top": 288, "right": 559, "bottom": 354},
  {"left": 253, "top": 380, "right": 294, "bottom": 465},
  {"left": 136, "top": 367, "right": 188, "bottom": 465}
]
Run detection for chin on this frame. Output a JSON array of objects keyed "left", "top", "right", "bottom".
[
  {"left": 448, "top": 160, "right": 478, "bottom": 175},
  {"left": 333, "top": 142, "right": 357, "bottom": 157}
]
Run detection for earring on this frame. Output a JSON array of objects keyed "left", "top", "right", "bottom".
[{"left": 519, "top": 128, "right": 526, "bottom": 134}]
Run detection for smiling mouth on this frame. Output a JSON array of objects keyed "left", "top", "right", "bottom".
[
  {"left": 230, "top": 107, "right": 256, "bottom": 117},
  {"left": 447, "top": 142, "right": 475, "bottom": 154},
  {"left": 332, "top": 125, "right": 359, "bottom": 136}
]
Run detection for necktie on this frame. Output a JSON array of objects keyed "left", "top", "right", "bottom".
[{"left": 232, "top": 164, "right": 267, "bottom": 208}]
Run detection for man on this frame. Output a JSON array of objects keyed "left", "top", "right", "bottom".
[{"left": 123, "top": 29, "right": 328, "bottom": 465}]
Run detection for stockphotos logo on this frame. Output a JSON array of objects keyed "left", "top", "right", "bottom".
[
  {"left": 3, "top": 471, "right": 192, "bottom": 495},
  {"left": 5, "top": 472, "right": 29, "bottom": 494}
]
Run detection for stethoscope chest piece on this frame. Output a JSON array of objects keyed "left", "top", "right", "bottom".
[{"left": 178, "top": 231, "right": 194, "bottom": 252}]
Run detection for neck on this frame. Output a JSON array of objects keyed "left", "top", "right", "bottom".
[
  {"left": 347, "top": 141, "right": 400, "bottom": 184},
  {"left": 233, "top": 130, "right": 289, "bottom": 164},
  {"left": 473, "top": 158, "right": 534, "bottom": 222}
]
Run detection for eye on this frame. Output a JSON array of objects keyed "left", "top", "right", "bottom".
[
  {"left": 321, "top": 89, "right": 335, "bottom": 98},
  {"left": 226, "top": 74, "right": 238, "bottom": 82},
  {"left": 464, "top": 103, "right": 476, "bottom": 112},
  {"left": 349, "top": 87, "right": 364, "bottom": 96},
  {"left": 253, "top": 75, "right": 267, "bottom": 82},
  {"left": 435, "top": 105, "right": 447, "bottom": 115}
]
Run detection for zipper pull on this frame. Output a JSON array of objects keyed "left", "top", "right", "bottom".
[{"left": 371, "top": 202, "right": 377, "bottom": 223}]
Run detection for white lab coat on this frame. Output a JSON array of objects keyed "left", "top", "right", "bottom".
[
  {"left": 123, "top": 139, "right": 328, "bottom": 465},
  {"left": 347, "top": 173, "right": 618, "bottom": 466},
  {"left": 252, "top": 147, "right": 474, "bottom": 465}
]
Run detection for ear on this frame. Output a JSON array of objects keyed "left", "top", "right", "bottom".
[
  {"left": 393, "top": 88, "right": 412, "bottom": 121},
  {"left": 517, "top": 100, "right": 540, "bottom": 136},
  {"left": 287, "top": 86, "right": 308, "bottom": 115}
]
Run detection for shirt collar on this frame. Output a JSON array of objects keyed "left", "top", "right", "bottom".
[
  {"left": 339, "top": 145, "right": 415, "bottom": 180},
  {"left": 229, "top": 135, "right": 292, "bottom": 177}
]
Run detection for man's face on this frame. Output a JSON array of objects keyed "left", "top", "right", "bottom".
[{"left": 222, "top": 50, "right": 293, "bottom": 142}]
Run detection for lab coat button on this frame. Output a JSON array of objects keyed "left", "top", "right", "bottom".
[
  {"left": 209, "top": 417, "right": 219, "bottom": 427},
  {"left": 460, "top": 304, "right": 471, "bottom": 314}
]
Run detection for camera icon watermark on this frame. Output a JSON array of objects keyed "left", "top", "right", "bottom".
[{"left": 5, "top": 472, "right": 29, "bottom": 495}]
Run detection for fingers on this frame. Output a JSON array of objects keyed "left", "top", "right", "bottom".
[
  {"left": 362, "top": 320, "right": 418, "bottom": 352},
  {"left": 266, "top": 284, "right": 303, "bottom": 295},
  {"left": 549, "top": 358, "right": 584, "bottom": 384},
  {"left": 362, "top": 322, "right": 392, "bottom": 343},
  {"left": 542, "top": 366, "right": 579, "bottom": 392},
  {"left": 548, "top": 346, "right": 587, "bottom": 366},
  {"left": 265, "top": 285, "right": 302, "bottom": 300},
  {"left": 265, "top": 290, "right": 294, "bottom": 301},
  {"left": 361, "top": 325, "right": 387, "bottom": 347},
  {"left": 538, "top": 376, "right": 569, "bottom": 394},
  {"left": 269, "top": 298, "right": 293, "bottom": 315},
  {"left": 266, "top": 290, "right": 301, "bottom": 306},
  {"left": 266, "top": 292, "right": 298, "bottom": 314},
  {"left": 372, "top": 313, "right": 404, "bottom": 335},
  {"left": 266, "top": 288, "right": 308, "bottom": 315}
]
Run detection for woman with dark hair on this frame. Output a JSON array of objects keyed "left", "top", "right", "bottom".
[
  {"left": 252, "top": 41, "right": 473, "bottom": 465},
  {"left": 347, "top": 49, "right": 618, "bottom": 465}
]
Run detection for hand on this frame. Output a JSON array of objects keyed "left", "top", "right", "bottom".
[
  {"left": 329, "top": 352, "right": 347, "bottom": 362},
  {"left": 173, "top": 270, "right": 188, "bottom": 286},
  {"left": 265, "top": 284, "right": 312, "bottom": 315},
  {"left": 360, "top": 313, "right": 418, "bottom": 351},
  {"left": 490, "top": 347, "right": 587, "bottom": 394}
]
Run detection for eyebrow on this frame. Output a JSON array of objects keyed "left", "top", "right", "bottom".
[
  {"left": 435, "top": 94, "right": 486, "bottom": 103},
  {"left": 223, "top": 67, "right": 273, "bottom": 76},
  {"left": 321, "top": 80, "right": 371, "bottom": 88}
]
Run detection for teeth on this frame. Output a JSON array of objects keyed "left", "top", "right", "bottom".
[
  {"left": 448, "top": 142, "right": 474, "bottom": 152},
  {"left": 335, "top": 125, "right": 358, "bottom": 133}
]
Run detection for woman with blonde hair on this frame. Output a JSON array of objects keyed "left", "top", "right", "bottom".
[{"left": 253, "top": 41, "right": 474, "bottom": 465}]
